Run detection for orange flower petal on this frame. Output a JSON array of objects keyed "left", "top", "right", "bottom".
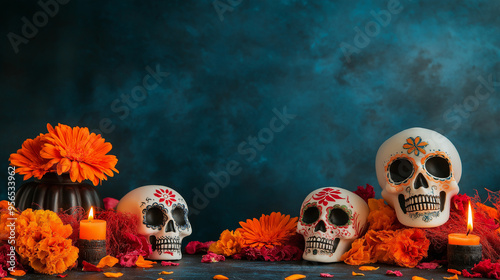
[
  {"left": 412, "top": 277, "right": 428, "bottom": 280},
  {"left": 352, "top": 272, "right": 365, "bottom": 276},
  {"left": 103, "top": 272, "right": 124, "bottom": 278},
  {"left": 359, "top": 266, "right": 379, "bottom": 271},
  {"left": 285, "top": 274, "right": 306, "bottom": 280},
  {"left": 213, "top": 275, "right": 229, "bottom": 280},
  {"left": 1, "top": 277, "right": 16, "bottom": 280},
  {"left": 135, "top": 255, "right": 156, "bottom": 268},
  {"left": 443, "top": 275, "right": 459, "bottom": 280},
  {"left": 97, "top": 255, "right": 119, "bottom": 268},
  {"left": 447, "top": 269, "right": 461, "bottom": 275},
  {"left": 159, "top": 271, "right": 173, "bottom": 275},
  {"left": 10, "top": 269, "right": 26, "bottom": 276}
]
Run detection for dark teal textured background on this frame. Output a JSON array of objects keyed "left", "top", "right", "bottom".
[{"left": 1, "top": 0, "right": 499, "bottom": 242}]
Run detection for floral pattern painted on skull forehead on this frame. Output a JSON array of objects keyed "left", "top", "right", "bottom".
[
  {"left": 312, "top": 188, "right": 344, "bottom": 206},
  {"left": 403, "top": 136, "right": 428, "bottom": 156},
  {"left": 154, "top": 188, "right": 177, "bottom": 206}
]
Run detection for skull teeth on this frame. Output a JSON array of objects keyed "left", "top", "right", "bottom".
[
  {"left": 403, "top": 194, "right": 440, "bottom": 213},
  {"left": 150, "top": 236, "right": 181, "bottom": 254},
  {"left": 305, "top": 237, "right": 340, "bottom": 254}
]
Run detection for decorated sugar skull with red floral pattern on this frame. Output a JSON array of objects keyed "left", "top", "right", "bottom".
[
  {"left": 117, "top": 185, "right": 191, "bottom": 260},
  {"left": 297, "top": 187, "right": 369, "bottom": 263},
  {"left": 376, "top": 127, "right": 461, "bottom": 228}
]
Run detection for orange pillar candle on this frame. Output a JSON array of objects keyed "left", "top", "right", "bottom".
[
  {"left": 448, "top": 233, "right": 480, "bottom": 245},
  {"left": 447, "top": 201, "right": 482, "bottom": 270},
  {"left": 80, "top": 207, "right": 107, "bottom": 240}
]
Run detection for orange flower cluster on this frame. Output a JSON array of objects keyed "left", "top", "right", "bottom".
[
  {"left": 238, "top": 212, "right": 298, "bottom": 249},
  {"left": 207, "top": 212, "right": 299, "bottom": 258},
  {"left": 0, "top": 200, "right": 18, "bottom": 241},
  {"left": 15, "top": 209, "right": 78, "bottom": 274},
  {"left": 342, "top": 228, "right": 429, "bottom": 268},
  {"left": 9, "top": 123, "right": 118, "bottom": 186},
  {"left": 367, "top": 199, "right": 403, "bottom": 231},
  {"left": 341, "top": 199, "right": 430, "bottom": 268},
  {"left": 208, "top": 229, "right": 244, "bottom": 256}
]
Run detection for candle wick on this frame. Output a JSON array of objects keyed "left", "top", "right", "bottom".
[{"left": 466, "top": 229, "right": 470, "bottom": 236}]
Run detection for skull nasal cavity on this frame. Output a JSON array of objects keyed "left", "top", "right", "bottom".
[
  {"left": 314, "top": 220, "right": 327, "bottom": 232},
  {"left": 414, "top": 173, "right": 429, "bottom": 189},
  {"left": 165, "top": 220, "right": 176, "bottom": 233}
]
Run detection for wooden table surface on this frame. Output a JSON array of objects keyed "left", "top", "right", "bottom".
[{"left": 15, "top": 254, "right": 482, "bottom": 280}]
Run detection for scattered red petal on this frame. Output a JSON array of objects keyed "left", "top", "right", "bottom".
[
  {"left": 386, "top": 270, "right": 403, "bottom": 277},
  {"left": 320, "top": 273, "right": 334, "bottom": 277},
  {"left": 57, "top": 275, "right": 68, "bottom": 278},
  {"left": 103, "top": 197, "right": 120, "bottom": 210},
  {"left": 416, "top": 262, "right": 440, "bottom": 270},
  {"left": 82, "top": 261, "right": 103, "bottom": 272},
  {"left": 471, "top": 259, "right": 500, "bottom": 279},
  {"left": 161, "top": 261, "right": 180, "bottom": 266},
  {"left": 201, "top": 252, "right": 225, "bottom": 263},
  {"left": 185, "top": 241, "right": 215, "bottom": 254},
  {"left": 462, "top": 269, "right": 482, "bottom": 278}
]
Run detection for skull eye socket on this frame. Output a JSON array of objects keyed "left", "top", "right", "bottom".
[
  {"left": 389, "top": 158, "right": 414, "bottom": 183},
  {"left": 302, "top": 205, "right": 320, "bottom": 224},
  {"left": 328, "top": 208, "right": 349, "bottom": 226},
  {"left": 425, "top": 156, "right": 451, "bottom": 178},
  {"left": 144, "top": 205, "right": 165, "bottom": 227},
  {"left": 172, "top": 207, "right": 187, "bottom": 226}
]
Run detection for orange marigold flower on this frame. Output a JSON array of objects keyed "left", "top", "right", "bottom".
[
  {"left": 367, "top": 199, "right": 402, "bottom": 231},
  {"left": 0, "top": 201, "right": 19, "bottom": 241},
  {"left": 209, "top": 229, "right": 244, "bottom": 256},
  {"left": 238, "top": 212, "right": 298, "bottom": 249},
  {"left": 15, "top": 209, "right": 78, "bottom": 274},
  {"left": 9, "top": 134, "right": 51, "bottom": 180},
  {"left": 476, "top": 202, "right": 500, "bottom": 221},
  {"left": 41, "top": 123, "right": 119, "bottom": 186},
  {"left": 389, "top": 228, "right": 429, "bottom": 268},
  {"left": 341, "top": 238, "right": 374, "bottom": 265},
  {"left": 29, "top": 236, "right": 79, "bottom": 275}
]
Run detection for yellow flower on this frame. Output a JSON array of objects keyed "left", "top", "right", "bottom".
[{"left": 209, "top": 229, "right": 244, "bottom": 256}]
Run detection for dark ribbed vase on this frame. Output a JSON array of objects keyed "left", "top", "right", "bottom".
[{"left": 15, "top": 173, "right": 103, "bottom": 213}]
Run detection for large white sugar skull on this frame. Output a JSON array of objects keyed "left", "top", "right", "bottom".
[
  {"left": 376, "top": 127, "right": 461, "bottom": 228},
  {"left": 117, "top": 185, "right": 192, "bottom": 260},
  {"left": 297, "top": 187, "right": 369, "bottom": 263}
]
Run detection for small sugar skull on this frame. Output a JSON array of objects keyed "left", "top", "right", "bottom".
[
  {"left": 297, "top": 187, "right": 369, "bottom": 263},
  {"left": 375, "top": 127, "right": 461, "bottom": 228},
  {"left": 117, "top": 185, "right": 192, "bottom": 260}
]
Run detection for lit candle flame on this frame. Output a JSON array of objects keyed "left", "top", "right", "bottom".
[
  {"left": 88, "top": 206, "right": 94, "bottom": 222},
  {"left": 467, "top": 201, "right": 473, "bottom": 236}
]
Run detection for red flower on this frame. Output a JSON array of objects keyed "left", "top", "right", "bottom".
[
  {"left": 154, "top": 189, "right": 176, "bottom": 206},
  {"left": 313, "top": 188, "right": 344, "bottom": 206},
  {"left": 201, "top": 252, "right": 225, "bottom": 263},
  {"left": 354, "top": 184, "right": 375, "bottom": 203}
]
